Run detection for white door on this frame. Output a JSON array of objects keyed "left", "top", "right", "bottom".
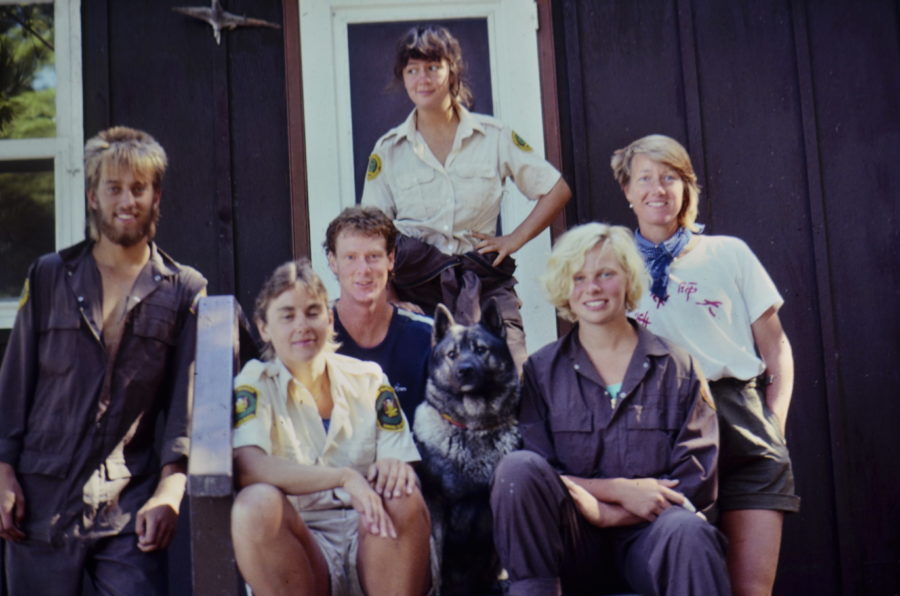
[{"left": 299, "top": 0, "right": 557, "bottom": 352}]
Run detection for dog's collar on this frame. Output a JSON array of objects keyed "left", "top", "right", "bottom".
[
  {"left": 440, "top": 412, "right": 469, "bottom": 428},
  {"left": 439, "top": 411, "right": 513, "bottom": 431}
]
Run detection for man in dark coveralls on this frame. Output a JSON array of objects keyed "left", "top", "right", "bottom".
[{"left": 0, "top": 126, "right": 206, "bottom": 594}]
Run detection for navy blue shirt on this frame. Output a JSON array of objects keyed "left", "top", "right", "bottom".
[{"left": 334, "top": 305, "right": 432, "bottom": 425}]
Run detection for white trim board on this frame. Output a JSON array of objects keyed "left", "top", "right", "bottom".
[{"left": 0, "top": 0, "right": 84, "bottom": 328}]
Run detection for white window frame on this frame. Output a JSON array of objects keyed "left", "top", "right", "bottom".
[{"left": 0, "top": 0, "right": 83, "bottom": 328}]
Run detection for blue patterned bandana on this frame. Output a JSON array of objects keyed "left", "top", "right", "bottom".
[{"left": 635, "top": 227, "right": 694, "bottom": 304}]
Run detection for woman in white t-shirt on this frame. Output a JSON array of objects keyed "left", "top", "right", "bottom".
[
  {"left": 229, "top": 259, "right": 432, "bottom": 596},
  {"left": 611, "top": 134, "right": 800, "bottom": 596},
  {"left": 361, "top": 24, "right": 571, "bottom": 369}
]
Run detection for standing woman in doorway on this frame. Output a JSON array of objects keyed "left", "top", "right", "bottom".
[
  {"left": 611, "top": 134, "right": 801, "bottom": 596},
  {"left": 362, "top": 24, "right": 571, "bottom": 370}
]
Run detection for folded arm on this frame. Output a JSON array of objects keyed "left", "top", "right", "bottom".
[{"left": 562, "top": 475, "right": 686, "bottom": 527}]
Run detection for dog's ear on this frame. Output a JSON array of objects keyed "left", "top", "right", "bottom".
[
  {"left": 480, "top": 298, "right": 506, "bottom": 340},
  {"left": 433, "top": 303, "right": 455, "bottom": 346}
]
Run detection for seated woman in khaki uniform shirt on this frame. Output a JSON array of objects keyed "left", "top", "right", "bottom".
[{"left": 229, "top": 259, "right": 432, "bottom": 596}]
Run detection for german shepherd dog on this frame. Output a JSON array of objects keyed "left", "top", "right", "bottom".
[{"left": 413, "top": 299, "right": 521, "bottom": 595}]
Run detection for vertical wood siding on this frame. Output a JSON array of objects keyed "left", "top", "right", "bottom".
[
  {"left": 82, "top": 0, "right": 292, "bottom": 316},
  {"left": 552, "top": 0, "right": 900, "bottom": 593}
]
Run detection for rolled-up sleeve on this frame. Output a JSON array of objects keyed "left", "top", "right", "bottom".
[
  {"left": 497, "top": 125, "right": 561, "bottom": 201},
  {"left": 160, "top": 280, "right": 206, "bottom": 467},
  {"left": 232, "top": 381, "right": 275, "bottom": 455},
  {"left": 374, "top": 375, "right": 421, "bottom": 464}
]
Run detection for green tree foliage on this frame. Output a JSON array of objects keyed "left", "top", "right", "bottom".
[
  {"left": 0, "top": 169, "right": 54, "bottom": 297},
  {"left": 0, "top": 6, "right": 56, "bottom": 297},
  {"left": 0, "top": 4, "right": 55, "bottom": 139}
]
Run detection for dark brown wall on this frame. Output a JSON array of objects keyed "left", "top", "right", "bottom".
[
  {"left": 552, "top": 0, "right": 900, "bottom": 593},
  {"left": 82, "top": 0, "right": 292, "bottom": 314},
  {"left": 2, "top": 0, "right": 897, "bottom": 593}
]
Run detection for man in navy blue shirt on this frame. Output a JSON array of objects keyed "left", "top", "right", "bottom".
[{"left": 325, "top": 206, "right": 432, "bottom": 425}]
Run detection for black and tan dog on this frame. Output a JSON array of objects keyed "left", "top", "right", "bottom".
[{"left": 413, "top": 299, "right": 521, "bottom": 596}]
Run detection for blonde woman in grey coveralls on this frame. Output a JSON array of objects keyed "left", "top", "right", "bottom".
[{"left": 490, "top": 223, "right": 729, "bottom": 596}]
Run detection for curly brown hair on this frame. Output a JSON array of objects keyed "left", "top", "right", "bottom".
[
  {"left": 393, "top": 24, "right": 473, "bottom": 109},
  {"left": 323, "top": 205, "right": 397, "bottom": 257}
]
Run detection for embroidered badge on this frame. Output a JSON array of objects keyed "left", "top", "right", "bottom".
[
  {"left": 511, "top": 131, "right": 533, "bottom": 152},
  {"left": 17, "top": 278, "right": 29, "bottom": 311},
  {"left": 375, "top": 385, "right": 404, "bottom": 431},
  {"left": 233, "top": 385, "right": 259, "bottom": 428},
  {"left": 366, "top": 153, "right": 383, "bottom": 181}
]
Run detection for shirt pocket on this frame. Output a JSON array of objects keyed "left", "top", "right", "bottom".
[
  {"left": 132, "top": 300, "right": 179, "bottom": 346},
  {"left": 624, "top": 404, "right": 679, "bottom": 478},
  {"left": 394, "top": 168, "right": 438, "bottom": 221},
  {"left": 453, "top": 165, "right": 501, "bottom": 221},
  {"left": 37, "top": 308, "right": 82, "bottom": 376},
  {"left": 18, "top": 448, "right": 74, "bottom": 478},
  {"left": 126, "top": 299, "right": 180, "bottom": 383},
  {"left": 548, "top": 413, "right": 595, "bottom": 476}
]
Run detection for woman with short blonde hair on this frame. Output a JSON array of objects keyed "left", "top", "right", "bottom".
[{"left": 491, "top": 222, "right": 729, "bottom": 595}]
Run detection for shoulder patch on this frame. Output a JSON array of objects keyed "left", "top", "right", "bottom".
[
  {"left": 17, "top": 278, "right": 29, "bottom": 311},
  {"left": 511, "top": 130, "right": 533, "bottom": 152},
  {"left": 375, "top": 384, "right": 404, "bottom": 431},
  {"left": 234, "top": 385, "right": 259, "bottom": 428},
  {"left": 367, "top": 153, "right": 383, "bottom": 181}
]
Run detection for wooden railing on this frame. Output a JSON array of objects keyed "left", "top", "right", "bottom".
[{"left": 188, "top": 295, "right": 255, "bottom": 595}]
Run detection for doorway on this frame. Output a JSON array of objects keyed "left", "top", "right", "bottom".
[{"left": 298, "top": 0, "right": 556, "bottom": 349}]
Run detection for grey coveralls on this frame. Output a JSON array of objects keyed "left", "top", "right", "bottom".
[
  {"left": 0, "top": 241, "right": 206, "bottom": 595},
  {"left": 490, "top": 323, "right": 730, "bottom": 595}
]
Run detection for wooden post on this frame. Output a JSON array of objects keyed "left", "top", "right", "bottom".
[{"left": 189, "top": 295, "right": 243, "bottom": 594}]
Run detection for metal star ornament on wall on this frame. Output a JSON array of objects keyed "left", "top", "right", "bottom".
[{"left": 172, "top": 0, "right": 281, "bottom": 45}]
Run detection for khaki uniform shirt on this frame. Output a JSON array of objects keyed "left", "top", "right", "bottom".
[
  {"left": 232, "top": 353, "right": 420, "bottom": 512},
  {"left": 362, "top": 106, "right": 561, "bottom": 254}
]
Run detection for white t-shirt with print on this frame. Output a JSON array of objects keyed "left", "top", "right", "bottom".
[{"left": 631, "top": 235, "right": 783, "bottom": 382}]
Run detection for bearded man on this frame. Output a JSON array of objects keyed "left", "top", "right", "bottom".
[{"left": 0, "top": 126, "right": 207, "bottom": 594}]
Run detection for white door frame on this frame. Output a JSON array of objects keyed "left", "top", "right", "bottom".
[{"left": 298, "top": 0, "right": 556, "bottom": 351}]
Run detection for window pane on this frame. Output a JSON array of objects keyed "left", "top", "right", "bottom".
[
  {"left": 0, "top": 159, "right": 54, "bottom": 298},
  {"left": 0, "top": 4, "right": 55, "bottom": 139}
]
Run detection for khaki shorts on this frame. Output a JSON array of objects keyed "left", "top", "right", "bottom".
[
  {"left": 301, "top": 508, "right": 440, "bottom": 596},
  {"left": 301, "top": 509, "right": 363, "bottom": 596},
  {"left": 710, "top": 377, "right": 801, "bottom": 513}
]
